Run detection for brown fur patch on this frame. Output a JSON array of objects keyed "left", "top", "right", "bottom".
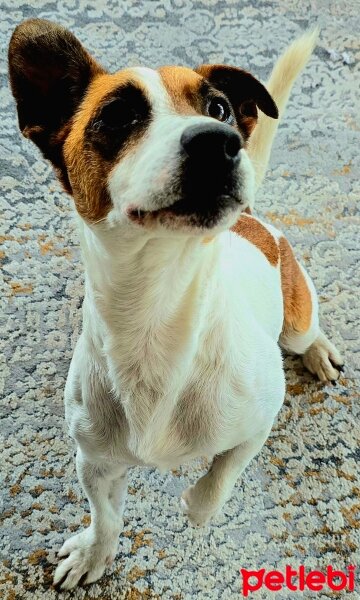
[
  {"left": 159, "top": 66, "right": 257, "bottom": 140},
  {"left": 231, "top": 214, "right": 279, "bottom": 266},
  {"left": 64, "top": 71, "right": 146, "bottom": 222},
  {"left": 279, "top": 236, "right": 312, "bottom": 334},
  {"left": 194, "top": 64, "right": 278, "bottom": 139},
  {"left": 158, "top": 66, "right": 203, "bottom": 114},
  {"left": 9, "top": 21, "right": 152, "bottom": 223}
]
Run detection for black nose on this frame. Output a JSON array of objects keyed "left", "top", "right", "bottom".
[{"left": 180, "top": 123, "right": 241, "bottom": 164}]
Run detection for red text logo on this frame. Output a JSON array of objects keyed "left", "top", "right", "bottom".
[{"left": 240, "top": 565, "right": 356, "bottom": 596}]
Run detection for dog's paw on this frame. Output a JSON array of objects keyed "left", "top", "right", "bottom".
[
  {"left": 303, "top": 332, "right": 344, "bottom": 384},
  {"left": 53, "top": 529, "right": 117, "bottom": 590},
  {"left": 180, "top": 484, "right": 219, "bottom": 527}
]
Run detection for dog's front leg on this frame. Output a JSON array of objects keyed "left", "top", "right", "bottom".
[
  {"left": 181, "top": 426, "right": 272, "bottom": 527},
  {"left": 54, "top": 448, "right": 128, "bottom": 590}
]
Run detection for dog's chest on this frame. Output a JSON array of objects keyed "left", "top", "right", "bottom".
[
  {"left": 91, "top": 307, "right": 283, "bottom": 468},
  {"left": 76, "top": 231, "right": 286, "bottom": 467}
]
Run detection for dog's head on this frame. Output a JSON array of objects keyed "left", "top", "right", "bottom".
[{"left": 9, "top": 19, "right": 278, "bottom": 235}]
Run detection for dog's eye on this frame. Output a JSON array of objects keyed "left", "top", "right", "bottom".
[
  {"left": 86, "top": 84, "right": 151, "bottom": 160},
  {"left": 207, "top": 97, "right": 233, "bottom": 124},
  {"left": 92, "top": 98, "right": 140, "bottom": 131}
]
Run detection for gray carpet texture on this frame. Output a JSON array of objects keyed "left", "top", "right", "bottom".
[{"left": 1, "top": 1, "right": 359, "bottom": 599}]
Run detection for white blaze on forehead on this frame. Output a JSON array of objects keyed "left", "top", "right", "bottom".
[
  {"left": 129, "top": 67, "right": 172, "bottom": 113},
  {"left": 107, "top": 68, "right": 208, "bottom": 221}
]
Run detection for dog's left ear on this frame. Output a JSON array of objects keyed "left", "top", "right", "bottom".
[
  {"left": 195, "top": 64, "right": 278, "bottom": 138},
  {"left": 8, "top": 19, "right": 105, "bottom": 192}
]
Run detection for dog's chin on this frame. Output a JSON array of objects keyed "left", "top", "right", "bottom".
[{"left": 126, "top": 193, "right": 246, "bottom": 233}]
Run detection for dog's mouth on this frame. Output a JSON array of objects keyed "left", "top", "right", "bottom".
[
  {"left": 127, "top": 191, "right": 245, "bottom": 230},
  {"left": 126, "top": 133, "right": 253, "bottom": 231}
]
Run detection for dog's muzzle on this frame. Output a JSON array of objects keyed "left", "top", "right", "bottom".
[{"left": 127, "top": 122, "right": 246, "bottom": 229}]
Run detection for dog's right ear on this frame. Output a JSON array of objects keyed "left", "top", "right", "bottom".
[{"left": 8, "top": 19, "right": 104, "bottom": 192}]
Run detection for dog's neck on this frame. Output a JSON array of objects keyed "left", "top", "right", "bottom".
[{"left": 77, "top": 218, "right": 224, "bottom": 438}]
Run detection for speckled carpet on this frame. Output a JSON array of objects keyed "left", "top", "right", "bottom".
[{"left": 1, "top": 1, "right": 359, "bottom": 599}]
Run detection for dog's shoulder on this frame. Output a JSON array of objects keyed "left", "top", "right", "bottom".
[
  {"left": 230, "top": 212, "right": 281, "bottom": 267},
  {"left": 231, "top": 212, "right": 313, "bottom": 335}
]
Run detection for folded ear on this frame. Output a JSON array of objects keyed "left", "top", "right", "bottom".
[
  {"left": 8, "top": 19, "right": 104, "bottom": 192},
  {"left": 194, "top": 64, "right": 278, "bottom": 139}
]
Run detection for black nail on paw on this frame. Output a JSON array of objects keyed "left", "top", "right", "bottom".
[
  {"left": 329, "top": 358, "right": 345, "bottom": 372},
  {"left": 330, "top": 380, "right": 337, "bottom": 386},
  {"left": 79, "top": 572, "right": 89, "bottom": 586},
  {"left": 53, "top": 574, "right": 68, "bottom": 591}
]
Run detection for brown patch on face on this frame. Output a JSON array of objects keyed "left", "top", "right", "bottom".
[
  {"left": 9, "top": 20, "right": 152, "bottom": 224},
  {"left": 231, "top": 214, "right": 279, "bottom": 266},
  {"left": 195, "top": 64, "right": 278, "bottom": 140},
  {"left": 239, "top": 111, "right": 258, "bottom": 139},
  {"left": 64, "top": 71, "right": 149, "bottom": 222},
  {"left": 158, "top": 66, "right": 204, "bottom": 114},
  {"left": 279, "top": 236, "right": 312, "bottom": 334}
]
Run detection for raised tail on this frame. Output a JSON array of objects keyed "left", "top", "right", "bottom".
[{"left": 247, "top": 29, "right": 319, "bottom": 189}]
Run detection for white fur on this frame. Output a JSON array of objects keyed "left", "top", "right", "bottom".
[{"left": 54, "top": 33, "right": 344, "bottom": 589}]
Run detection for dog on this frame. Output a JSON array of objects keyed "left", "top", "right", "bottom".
[{"left": 9, "top": 20, "right": 344, "bottom": 590}]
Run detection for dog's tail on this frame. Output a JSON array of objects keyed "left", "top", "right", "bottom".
[{"left": 248, "top": 28, "right": 318, "bottom": 189}]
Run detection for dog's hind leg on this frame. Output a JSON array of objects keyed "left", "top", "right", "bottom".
[
  {"left": 181, "top": 426, "right": 272, "bottom": 527},
  {"left": 278, "top": 236, "right": 344, "bottom": 382},
  {"left": 53, "top": 449, "right": 128, "bottom": 590}
]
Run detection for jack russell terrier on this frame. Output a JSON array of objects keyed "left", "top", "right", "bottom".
[{"left": 9, "top": 20, "right": 344, "bottom": 590}]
